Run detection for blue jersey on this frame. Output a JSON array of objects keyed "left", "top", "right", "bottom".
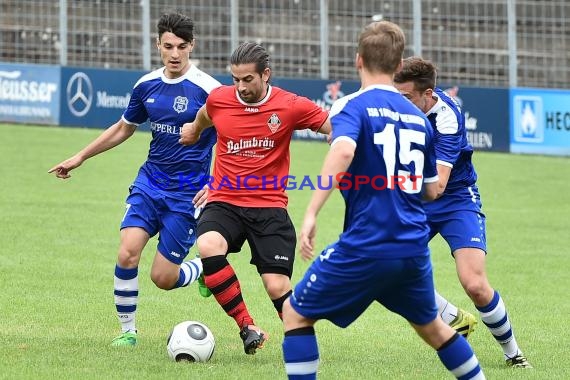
[
  {"left": 329, "top": 85, "right": 438, "bottom": 259},
  {"left": 423, "top": 88, "right": 480, "bottom": 215},
  {"left": 122, "top": 65, "right": 220, "bottom": 197},
  {"left": 427, "top": 88, "right": 477, "bottom": 191}
]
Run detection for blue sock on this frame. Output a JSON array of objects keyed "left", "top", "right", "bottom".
[
  {"left": 437, "top": 333, "right": 484, "bottom": 379},
  {"left": 282, "top": 327, "right": 319, "bottom": 380}
]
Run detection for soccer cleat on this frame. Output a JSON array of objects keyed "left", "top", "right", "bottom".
[
  {"left": 449, "top": 308, "right": 478, "bottom": 339},
  {"left": 197, "top": 274, "right": 212, "bottom": 298},
  {"left": 506, "top": 354, "right": 533, "bottom": 368},
  {"left": 239, "top": 325, "right": 267, "bottom": 355},
  {"left": 110, "top": 331, "right": 137, "bottom": 347}
]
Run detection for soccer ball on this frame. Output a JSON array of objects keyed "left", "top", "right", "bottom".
[{"left": 166, "top": 321, "right": 215, "bottom": 362}]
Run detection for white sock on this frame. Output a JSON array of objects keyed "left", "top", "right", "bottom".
[
  {"left": 113, "top": 265, "right": 139, "bottom": 333},
  {"left": 478, "top": 291, "right": 520, "bottom": 359},
  {"left": 435, "top": 290, "right": 459, "bottom": 325},
  {"left": 177, "top": 257, "right": 203, "bottom": 287}
]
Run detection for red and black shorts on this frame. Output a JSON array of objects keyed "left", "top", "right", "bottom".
[{"left": 197, "top": 201, "right": 296, "bottom": 277}]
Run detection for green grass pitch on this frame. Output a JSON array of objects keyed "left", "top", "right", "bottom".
[{"left": 1, "top": 123, "right": 568, "bottom": 379}]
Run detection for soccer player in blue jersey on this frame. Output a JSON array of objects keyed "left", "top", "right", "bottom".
[
  {"left": 394, "top": 56, "right": 531, "bottom": 368},
  {"left": 281, "top": 21, "right": 485, "bottom": 379},
  {"left": 48, "top": 12, "right": 220, "bottom": 346}
]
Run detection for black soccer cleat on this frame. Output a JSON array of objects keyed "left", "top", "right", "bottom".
[
  {"left": 239, "top": 325, "right": 267, "bottom": 355},
  {"left": 506, "top": 354, "right": 533, "bottom": 368}
]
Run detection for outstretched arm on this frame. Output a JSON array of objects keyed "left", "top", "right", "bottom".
[
  {"left": 299, "top": 139, "right": 355, "bottom": 260},
  {"left": 48, "top": 119, "right": 136, "bottom": 179},
  {"left": 179, "top": 105, "right": 214, "bottom": 145}
]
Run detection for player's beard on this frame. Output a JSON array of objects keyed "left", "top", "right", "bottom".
[
  {"left": 238, "top": 84, "right": 267, "bottom": 103},
  {"left": 238, "top": 90, "right": 256, "bottom": 103}
]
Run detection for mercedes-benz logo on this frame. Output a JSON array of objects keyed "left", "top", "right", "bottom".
[{"left": 67, "top": 72, "right": 93, "bottom": 117}]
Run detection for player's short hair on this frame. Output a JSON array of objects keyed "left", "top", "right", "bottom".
[
  {"left": 358, "top": 21, "right": 405, "bottom": 75},
  {"left": 230, "top": 42, "right": 271, "bottom": 74},
  {"left": 394, "top": 57, "right": 438, "bottom": 92},
  {"left": 157, "top": 12, "right": 195, "bottom": 42}
]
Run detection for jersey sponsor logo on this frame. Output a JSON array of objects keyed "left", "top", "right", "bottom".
[
  {"left": 267, "top": 113, "right": 281, "bottom": 133},
  {"left": 226, "top": 137, "right": 275, "bottom": 155},
  {"left": 513, "top": 96, "right": 543, "bottom": 143},
  {"left": 150, "top": 122, "right": 180, "bottom": 134},
  {"left": 173, "top": 95, "right": 188, "bottom": 113}
]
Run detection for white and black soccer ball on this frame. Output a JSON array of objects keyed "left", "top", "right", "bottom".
[{"left": 166, "top": 321, "right": 215, "bottom": 362}]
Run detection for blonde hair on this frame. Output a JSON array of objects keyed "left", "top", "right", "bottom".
[{"left": 358, "top": 21, "right": 405, "bottom": 74}]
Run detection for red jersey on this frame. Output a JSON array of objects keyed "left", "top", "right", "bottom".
[{"left": 205, "top": 85, "right": 328, "bottom": 208}]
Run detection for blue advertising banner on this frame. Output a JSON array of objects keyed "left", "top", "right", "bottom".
[
  {"left": 440, "top": 86, "right": 510, "bottom": 152},
  {"left": 0, "top": 62, "right": 543, "bottom": 156},
  {"left": 59, "top": 67, "right": 145, "bottom": 128},
  {"left": 0, "top": 63, "right": 60, "bottom": 125},
  {"left": 510, "top": 88, "right": 570, "bottom": 155}
]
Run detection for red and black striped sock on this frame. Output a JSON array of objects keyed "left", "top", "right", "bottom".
[{"left": 202, "top": 255, "right": 254, "bottom": 328}]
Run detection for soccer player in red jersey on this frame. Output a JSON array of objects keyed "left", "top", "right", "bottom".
[{"left": 179, "top": 42, "right": 331, "bottom": 355}]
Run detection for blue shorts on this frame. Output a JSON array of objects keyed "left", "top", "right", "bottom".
[
  {"left": 427, "top": 210, "right": 487, "bottom": 254},
  {"left": 120, "top": 186, "right": 197, "bottom": 265},
  {"left": 289, "top": 245, "right": 438, "bottom": 327},
  {"left": 425, "top": 185, "right": 487, "bottom": 255}
]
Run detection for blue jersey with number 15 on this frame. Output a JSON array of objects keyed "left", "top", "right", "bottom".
[{"left": 329, "top": 85, "right": 438, "bottom": 259}]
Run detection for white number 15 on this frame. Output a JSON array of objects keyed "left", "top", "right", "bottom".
[{"left": 373, "top": 123, "right": 425, "bottom": 194}]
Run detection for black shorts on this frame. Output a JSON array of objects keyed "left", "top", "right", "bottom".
[{"left": 197, "top": 201, "right": 296, "bottom": 277}]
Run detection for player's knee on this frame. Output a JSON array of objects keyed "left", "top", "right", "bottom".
[
  {"left": 117, "top": 246, "right": 141, "bottom": 267},
  {"left": 150, "top": 270, "right": 177, "bottom": 290},
  {"left": 196, "top": 233, "right": 227, "bottom": 257},
  {"left": 462, "top": 278, "right": 491, "bottom": 303},
  {"left": 264, "top": 279, "right": 291, "bottom": 299}
]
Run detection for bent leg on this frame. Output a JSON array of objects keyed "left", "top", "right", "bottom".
[
  {"left": 150, "top": 207, "right": 201, "bottom": 290},
  {"left": 262, "top": 272, "right": 292, "bottom": 320},
  {"left": 455, "top": 248, "right": 528, "bottom": 364},
  {"left": 198, "top": 231, "right": 255, "bottom": 328},
  {"left": 411, "top": 318, "right": 485, "bottom": 379},
  {"left": 282, "top": 298, "right": 319, "bottom": 380},
  {"left": 454, "top": 248, "right": 493, "bottom": 307},
  {"left": 150, "top": 252, "right": 202, "bottom": 290},
  {"left": 435, "top": 290, "right": 478, "bottom": 339}
]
